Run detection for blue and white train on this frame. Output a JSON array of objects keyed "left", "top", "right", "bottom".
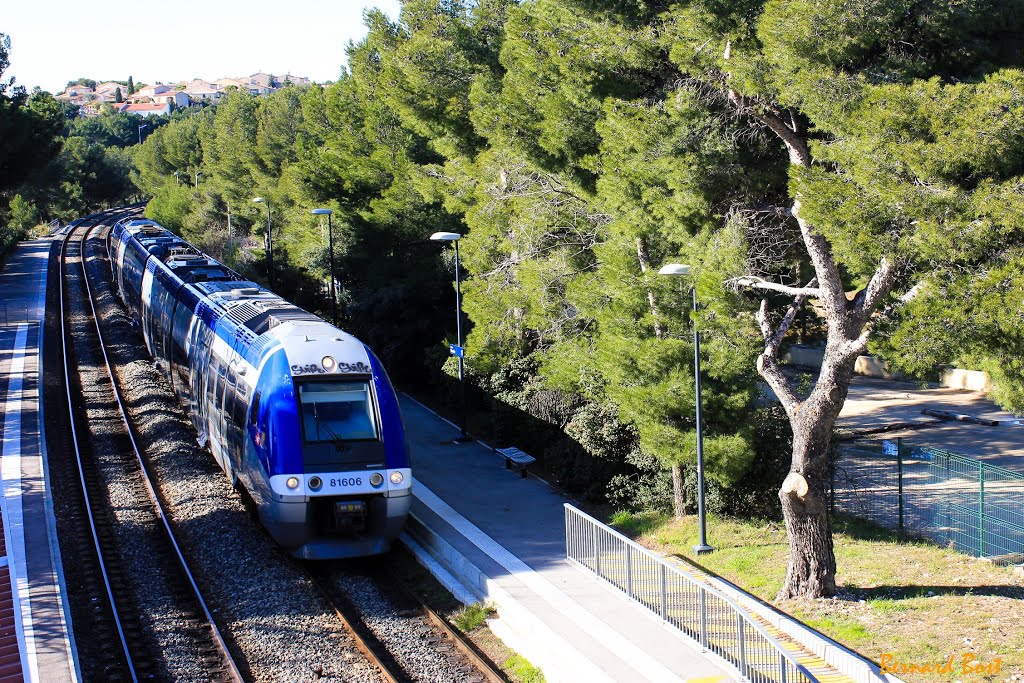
[{"left": 107, "top": 218, "right": 412, "bottom": 559}]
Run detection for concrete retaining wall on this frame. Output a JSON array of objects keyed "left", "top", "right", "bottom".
[
  {"left": 939, "top": 368, "right": 992, "bottom": 391},
  {"left": 786, "top": 345, "right": 992, "bottom": 391}
]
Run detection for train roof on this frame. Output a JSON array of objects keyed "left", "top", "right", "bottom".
[{"left": 119, "top": 218, "right": 371, "bottom": 373}]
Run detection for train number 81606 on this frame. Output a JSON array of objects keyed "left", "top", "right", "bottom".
[{"left": 330, "top": 477, "right": 363, "bottom": 488}]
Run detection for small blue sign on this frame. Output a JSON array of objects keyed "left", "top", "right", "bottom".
[
  {"left": 882, "top": 440, "right": 898, "bottom": 456},
  {"left": 449, "top": 344, "right": 465, "bottom": 358}
]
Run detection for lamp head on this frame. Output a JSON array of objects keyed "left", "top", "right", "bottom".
[
  {"left": 430, "top": 231, "right": 462, "bottom": 242},
  {"left": 311, "top": 208, "right": 333, "bottom": 216},
  {"left": 252, "top": 197, "right": 264, "bottom": 204},
  {"left": 658, "top": 263, "right": 691, "bottom": 276}
]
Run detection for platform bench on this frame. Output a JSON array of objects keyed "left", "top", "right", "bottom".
[{"left": 495, "top": 447, "right": 536, "bottom": 478}]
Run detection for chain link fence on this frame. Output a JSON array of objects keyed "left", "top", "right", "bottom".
[{"left": 832, "top": 439, "right": 1024, "bottom": 561}]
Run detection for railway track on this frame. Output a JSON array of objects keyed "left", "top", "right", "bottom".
[
  {"left": 57, "top": 211, "right": 243, "bottom": 681},
  {"left": 50, "top": 207, "right": 507, "bottom": 682},
  {"left": 307, "top": 561, "right": 509, "bottom": 683}
]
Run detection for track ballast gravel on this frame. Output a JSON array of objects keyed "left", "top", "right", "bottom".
[
  {"left": 72, "top": 225, "right": 494, "bottom": 683},
  {"left": 81, "top": 227, "right": 382, "bottom": 682}
]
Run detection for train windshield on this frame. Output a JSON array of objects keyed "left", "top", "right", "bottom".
[{"left": 298, "top": 381, "right": 378, "bottom": 442}]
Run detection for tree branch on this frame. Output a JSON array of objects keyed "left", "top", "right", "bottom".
[
  {"left": 756, "top": 298, "right": 801, "bottom": 413},
  {"left": 792, "top": 200, "right": 848, "bottom": 322},
  {"left": 728, "top": 90, "right": 811, "bottom": 167},
  {"left": 728, "top": 275, "right": 821, "bottom": 298},
  {"left": 851, "top": 256, "right": 899, "bottom": 323}
]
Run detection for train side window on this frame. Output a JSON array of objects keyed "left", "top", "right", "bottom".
[
  {"left": 249, "top": 390, "right": 261, "bottom": 427},
  {"left": 234, "top": 382, "right": 248, "bottom": 427}
]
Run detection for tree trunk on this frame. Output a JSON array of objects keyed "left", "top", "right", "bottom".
[
  {"left": 777, "top": 407, "right": 837, "bottom": 599},
  {"left": 733, "top": 87, "right": 904, "bottom": 601},
  {"left": 635, "top": 236, "right": 665, "bottom": 339},
  {"left": 778, "top": 483, "right": 836, "bottom": 599},
  {"left": 672, "top": 464, "right": 686, "bottom": 519},
  {"left": 775, "top": 346, "right": 856, "bottom": 599}
]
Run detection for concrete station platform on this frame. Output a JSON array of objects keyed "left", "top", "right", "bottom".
[
  {"left": 0, "top": 239, "right": 78, "bottom": 682},
  {"left": 397, "top": 393, "right": 739, "bottom": 683}
]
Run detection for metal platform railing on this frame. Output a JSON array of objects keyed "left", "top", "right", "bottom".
[{"left": 564, "top": 504, "right": 819, "bottom": 683}]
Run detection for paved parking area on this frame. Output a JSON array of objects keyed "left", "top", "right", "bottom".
[{"left": 836, "top": 375, "right": 1024, "bottom": 472}]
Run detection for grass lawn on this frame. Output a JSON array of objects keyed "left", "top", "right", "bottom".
[{"left": 611, "top": 511, "right": 1024, "bottom": 683}]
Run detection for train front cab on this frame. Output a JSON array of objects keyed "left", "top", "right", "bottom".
[{"left": 246, "top": 348, "right": 412, "bottom": 559}]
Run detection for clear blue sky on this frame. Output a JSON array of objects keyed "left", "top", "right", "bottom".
[{"left": 2, "top": 0, "right": 401, "bottom": 94}]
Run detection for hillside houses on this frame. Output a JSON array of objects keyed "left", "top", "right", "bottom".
[
  {"left": 119, "top": 102, "right": 172, "bottom": 118},
  {"left": 56, "top": 72, "right": 309, "bottom": 117}
]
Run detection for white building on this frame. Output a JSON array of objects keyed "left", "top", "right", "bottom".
[
  {"left": 133, "top": 83, "right": 172, "bottom": 100},
  {"left": 120, "top": 102, "right": 172, "bottom": 117},
  {"left": 181, "top": 79, "right": 224, "bottom": 103},
  {"left": 152, "top": 90, "right": 191, "bottom": 109}
]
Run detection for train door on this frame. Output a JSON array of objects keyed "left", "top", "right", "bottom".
[
  {"left": 160, "top": 295, "right": 179, "bottom": 391},
  {"left": 140, "top": 265, "right": 157, "bottom": 356},
  {"left": 173, "top": 303, "right": 198, "bottom": 410},
  {"left": 116, "top": 237, "right": 129, "bottom": 299},
  {"left": 225, "top": 334, "right": 251, "bottom": 475},
  {"left": 189, "top": 319, "right": 213, "bottom": 445},
  {"left": 210, "top": 353, "right": 229, "bottom": 470}
]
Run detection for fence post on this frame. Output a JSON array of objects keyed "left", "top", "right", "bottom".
[
  {"left": 659, "top": 563, "right": 667, "bottom": 620},
  {"left": 593, "top": 523, "right": 601, "bottom": 575},
  {"left": 625, "top": 544, "right": 632, "bottom": 598},
  {"left": 979, "top": 462, "right": 986, "bottom": 557},
  {"left": 736, "top": 612, "right": 747, "bottom": 674},
  {"left": 699, "top": 589, "right": 708, "bottom": 649},
  {"left": 897, "top": 437, "right": 904, "bottom": 533}
]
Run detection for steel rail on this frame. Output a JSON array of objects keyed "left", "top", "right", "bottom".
[
  {"left": 59, "top": 211, "right": 139, "bottom": 681},
  {"left": 78, "top": 219, "right": 244, "bottom": 682},
  {"left": 305, "top": 567, "right": 403, "bottom": 683},
  {"left": 385, "top": 568, "right": 509, "bottom": 683}
]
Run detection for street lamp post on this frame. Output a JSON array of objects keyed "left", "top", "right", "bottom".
[
  {"left": 311, "top": 208, "right": 337, "bottom": 326},
  {"left": 658, "top": 263, "right": 714, "bottom": 555},
  {"left": 173, "top": 171, "right": 181, "bottom": 186},
  {"left": 138, "top": 123, "right": 149, "bottom": 145},
  {"left": 430, "top": 231, "right": 470, "bottom": 441},
  {"left": 195, "top": 171, "right": 202, "bottom": 188},
  {"left": 253, "top": 197, "right": 273, "bottom": 288}
]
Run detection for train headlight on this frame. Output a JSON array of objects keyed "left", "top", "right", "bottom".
[
  {"left": 370, "top": 473, "right": 384, "bottom": 488},
  {"left": 286, "top": 476, "right": 300, "bottom": 490},
  {"left": 308, "top": 476, "right": 323, "bottom": 491},
  {"left": 389, "top": 471, "right": 404, "bottom": 485},
  {"left": 322, "top": 355, "right": 337, "bottom": 372}
]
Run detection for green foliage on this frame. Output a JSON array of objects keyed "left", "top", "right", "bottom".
[
  {"left": 450, "top": 602, "right": 495, "bottom": 631},
  {"left": 4, "top": 193, "right": 38, "bottom": 244},
  {"left": 6, "top": 192, "right": 37, "bottom": 225},
  {"left": 503, "top": 654, "right": 545, "bottom": 683},
  {"left": 64, "top": 78, "right": 96, "bottom": 91},
  {"left": 110, "top": 0, "right": 1024, "bottom": 527},
  {"left": 0, "top": 36, "right": 137, "bottom": 230}
]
